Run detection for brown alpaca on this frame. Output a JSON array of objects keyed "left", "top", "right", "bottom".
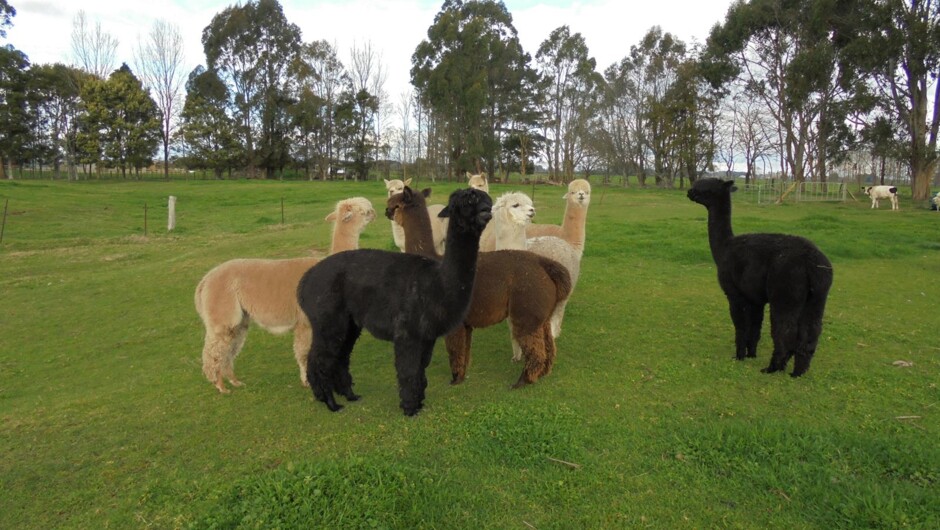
[
  {"left": 526, "top": 179, "right": 591, "bottom": 253},
  {"left": 389, "top": 187, "right": 572, "bottom": 387},
  {"left": 385, "top": 178, "right": 448, "bottom": 255},
  {"left": 195, "top": 197, "right": 376, "bottom": 393}
]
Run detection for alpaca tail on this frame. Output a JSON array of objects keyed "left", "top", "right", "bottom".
[{"left": 538, "top": 256, "right": 573, "bottom": 304}]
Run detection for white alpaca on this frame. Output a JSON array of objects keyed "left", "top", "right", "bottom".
[
  {"left": 479, "top": 190, "right": 534, "bottom": 252},
  {"left": 526, "top": 178, "right": 591, "bottom": 253},
  {"left": 490, "top": 191, "right": 582, "bottom": 361},
  {"left": 385, "top": 178, "right": 411, "bottom": 251},
  {"left": 195, "top": 197, "right": 376, "bottom": 393},
  {"left": 933, "top": 193, "right": 940, "bottom": 211}
]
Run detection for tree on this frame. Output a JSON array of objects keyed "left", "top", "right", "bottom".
[
  {"left": 412, "top": 0, "right": 532, "bottom": 177},
  {"left": 848, "top": 0, "right": 940, "bottom": 200},
  {"left": 704, "top": 0, "right": 857, "bottom": 184},
  {"left": 350, "top": 41, "right": 388, "bottom": 177},
  {"left": 24, "top": 63, "right": 87, "bottom": 178},
  {"left": 135, "top": 20, "right": 186, "bottom": 180},
  {"left": 70, "top": 10, "right": 118, "bottom": 79},
  {"left": 0, "top": 44, "right": 28, "bottom": 179},
  {"left": 79, "top": 64, "right": 161, "bottom": 178},
  {"left": 0, "top": 0, "right": 15, "bottom": 39},
  {"left": 178, "top": 66, "right": 240, "bottom": 177},
  {"left": 202, "top": 0, "right": 302, "bottom": 178},
  {"left": 290, "top": 40, "right": 351, "bottom": 180},
  {"left": 535, "top": 25, "right": 603, "bottom": 181}
]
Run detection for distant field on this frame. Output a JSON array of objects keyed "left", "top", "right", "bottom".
[{"left": 1, "top": 178, "right": 937, "bottom": 529}]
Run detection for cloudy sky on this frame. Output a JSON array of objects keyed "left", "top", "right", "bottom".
[{"left": 5, "top": 0, "right": 734, "bottom": 98}]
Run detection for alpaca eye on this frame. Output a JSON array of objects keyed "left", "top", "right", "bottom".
[{"left": 513, "top": 204, "right": 519, "bottom": 208}]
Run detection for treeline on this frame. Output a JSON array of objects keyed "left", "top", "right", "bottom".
[{"left": 1, "top": 0, "right": 938, "bottom": 199}]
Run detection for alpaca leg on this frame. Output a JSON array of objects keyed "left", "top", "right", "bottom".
[
  {"left": 791, "top": 303, "right": 826, "bottom": 377},
  {"left": 220, "top": 322, "right": 249, "bottom": 388},
  {"left": 763, "top": 309, "right": 799, "bottom": 374},
  {"left": 745, "top": 304, "right": 764, "bottom": 358},
  {"left": 549, "top": 299, "right": 569, "bottom": 338},
  {"left": 540, "top": 323, "right": 557, "bottom": 379},
  {"left": 509, "top": 318, "right": 523, "bottom": 361},
  {"left": 727, "top": 298, "right": 751, "bottom": 360},
  {"left": 201, "top": 330, "right": 234, "bottom": 393},
  {"left": 293, "top": 325, "right": 312, "bottom": 387},
  {"left": 307, "top": 325, "right": 346, "bottom": 412},
  {"left": 334, "top": 322, "right": 362, "bottom": 401},
  {"left": 511, "top": 330, "right": 548, "bottom": 389},
  {"left": 445, "top": 325, "right": 473, "bottom": 385},
  {"left": 394, "top": 337, "right": 435, "bottom": 416}
]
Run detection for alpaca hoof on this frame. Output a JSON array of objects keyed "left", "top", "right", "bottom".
[
  {"left": 216, "top": 386, "right": 231, "bottom": 394},
  {"left": 325, "top": 403, "right": 344, "bottom": 412},
  {"left": 402, "top": 404, "right": 423, "bottom": 416},
  {"left": 746, "top": 352, "right": 757, "bottom": 358},
  {"left": 229, "top": 379, "right": 244, "bottom": 387},
  {"left": 450, "top": 373, "right": 465, "bottom": 385},
  {"left": 301, "top": 380, "right": 311, "bottom": 388},
  {"left": 510, "top": 379, "right": 530, "bottom": 390},
  {"left": 789, "top": 371, "right": 804, "bottom": 378},
  {"left": 761, "top": 366, "right": 781, "bottom": 374},
  {"left": 345, "top": 393, "right": 361, "bottom": 402}
]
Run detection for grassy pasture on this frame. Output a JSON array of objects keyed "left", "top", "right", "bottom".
[{"left": 0, "top": 178, "right": 938, "bottom": 529}]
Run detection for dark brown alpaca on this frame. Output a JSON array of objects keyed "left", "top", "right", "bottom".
[{"left": 387, "top": 187, "right": 572, "bottom": 388}]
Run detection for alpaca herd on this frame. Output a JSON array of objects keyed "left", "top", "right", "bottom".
[{"left": 196, "top": 174, "right": 839, "bottom": 416}]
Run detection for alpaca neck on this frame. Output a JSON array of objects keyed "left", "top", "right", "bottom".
[
  {"left": 330, "top": 226, "right": 359, "bottom": 254},
  {"left": 561, "top": 204, "right": 587, "bottom": 250},
  {"left": 439, "top": 225, "right": 481, "bottom": 298},
  {"left": 706, "top": 199, "right": 734, "bottom": 260},
  {"left": 495, "top": 217, "right": 527, "bottom": 250},
  {"left": 402, "top": 207, "right": 439, "bottom": 259}
]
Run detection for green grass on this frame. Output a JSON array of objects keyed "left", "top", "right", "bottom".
[{"left": 1, "top": 179, "right": 938, "bottom": 529}]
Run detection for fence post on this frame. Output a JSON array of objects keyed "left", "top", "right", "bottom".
[
  {"left": 144, "top": 203, "right": 148, "bottom": 236},
  {"left": 281, "top": 198, "right": 285, "bottom": 224},
  {"left": 167, "top": 196, "right": 177, "bottom": 231},
  {"left": 0, "top": 198, "right": 8, "bottom": 245}
]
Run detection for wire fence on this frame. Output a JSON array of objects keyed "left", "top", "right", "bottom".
[{"left": 734, "top": 179, "right": 848, "bottom": 204}]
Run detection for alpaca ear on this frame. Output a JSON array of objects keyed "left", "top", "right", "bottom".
[
  {"left": 325, "top": 211, "right": 337, "bottom": 222},
  {"left": 438, "top": 205, "right": 450, "bottom": 218},
  {"left": 723, "top": 180, "right": 735, "bottom": 189},
  {"left": 404, "top": 178, "right": 412, "bottom": 186},
  {"left": 402, "top": 186, "right": 414, "bottom": 200},
  {"left": 562, "top": 192, "right": 569, "bottom": 199},
  {"left": 421, "top": 188, "right": 431, "bottom": 198},
  {"left": 383, "top": 179, "right": 390, "bottom": 186},
  {"left": 466, "top": 172, "right": 472, "bottom": 180}
]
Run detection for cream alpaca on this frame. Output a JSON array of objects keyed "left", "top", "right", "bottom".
[
  {"left": 479, "top": 191, "right": 535, "bottom": 252},
  {"left": 384, "top": 178, "right": 411, "bottom": 251},
  {"left": 467, "top": 172, "right": 490, "bottom": 193},
  {"left": 526, "top": 179, "right": 591, "bottom": 253},
  {"left": 195, "top": 197, "right": 376, "bottom": 393}
]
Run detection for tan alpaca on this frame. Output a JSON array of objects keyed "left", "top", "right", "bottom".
[
  {"left": 526, "top": 179, "right": 591, "bottom": 254},
  {"left": 195, "top": 197, "right": 376, "bottom": 393},
  {"left": 490, "top": 191, "right": 582, "bottom": 360}
]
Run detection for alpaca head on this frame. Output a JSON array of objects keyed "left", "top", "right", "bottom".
[
  {"left": 565, "top": 179, "right": 592, "bottom": 209},
  {"left": 325, "top": 197, "right": 376, "bottom": 232},
  {"left": 687, "top": 178, "right": 737, "bottom": 207},
  {"left": 384, "top": 178, "right": 413, "bottom": 198},
  {"left": 493, "top": 191, "right": 535, "bottom": 227},
  {"left": 385, "top": 186, "right": 431, "bottom": 224},
  {"left": 466, "top": 172, "right": 490, "bottom": 193},
  {"left": 439, "top": 188, "right": 492, "bottom": 235}
]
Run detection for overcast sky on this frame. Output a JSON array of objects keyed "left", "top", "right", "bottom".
[{"left": 5, "top": 0, "right": 734, "bottom": 99}]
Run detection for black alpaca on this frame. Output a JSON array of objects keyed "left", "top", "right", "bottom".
[
  {"left": 297, "top": 188, "right": 492, "bottom": 415},
  {"left": 687, "top": 178, "right": 833, "bottom": 377}
]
